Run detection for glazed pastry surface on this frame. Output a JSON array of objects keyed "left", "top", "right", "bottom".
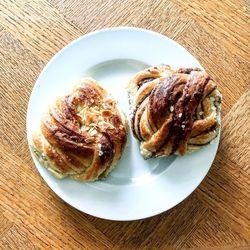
[{"left": 32, "top": 78, "right": 127, "bottom": 181}]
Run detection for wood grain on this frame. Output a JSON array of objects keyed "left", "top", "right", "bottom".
[{"left": 0, "top": 0, "right": 249, "bottom": 249}]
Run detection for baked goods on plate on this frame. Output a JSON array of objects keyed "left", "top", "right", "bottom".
[
  {"left": 127, "top": 65, "right": 222, "bottom": 159},
  {"left": 31, "top": 78, "right": 127, "bottom": 181}
]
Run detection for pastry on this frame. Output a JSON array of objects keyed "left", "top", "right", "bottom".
[
  {"left": 127, "top": 65, "right": 222, "bottom": 159},
  {"left": 32, "top": 78, "right": 127, "bottom": 181}
]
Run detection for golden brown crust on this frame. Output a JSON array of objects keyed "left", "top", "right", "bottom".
[
  {"left": 128, "top": 65, "right": 222, "bottom": 158},
  {"left": 32, "top": 78, "right": 127, "bottom": 181}
]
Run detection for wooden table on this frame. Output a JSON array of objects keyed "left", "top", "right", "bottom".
[{"left": 0, "top": 0, "right": 249, "bottom": 249}]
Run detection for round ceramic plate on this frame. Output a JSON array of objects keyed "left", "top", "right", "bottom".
[{"left": 27, "top": 27, "right": 220, "bottom": 221}]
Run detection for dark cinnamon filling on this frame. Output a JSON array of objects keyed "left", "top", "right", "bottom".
[
  {"left": 151, "top": 72, "right": 211, "bottom": 155},
  {"left": 147, "top": 75, "right": 187, "bottom": 153},
  {"left": 138, "top": 77, "right": 156, "bottom": 88},
  {"left": 98, "top": 134, "right": 114, "bottom": 166},
  {"left": 190, "top": 124, "right": 217, "bottom": 139},
  {"left": 170, "top": 95, "right": 190, "bottom": 154},
  {"left": 172, "top": 76, "right": 210, "bottom": 154},
  {"left": 130, "top": 108, "right": 137, "bottom": 138},
  {"left": 136, "top": 112, "right": 144, "bottom": 141},
  {"left": 177, "top": 67, "right": 201, "bottom": 74},
  {"left": 130, "top": 92, "right": 153, "bottom": 140},
  {"left": 148, "top": 75, "right": 186, "bottom": 130}
]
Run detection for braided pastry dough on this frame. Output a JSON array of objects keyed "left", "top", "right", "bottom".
[
  {"left": 32, "top": 78, "right": 127, "bottom": 181},
  {"left": 127, "top": 65, "right": 222, "bottom": 159}
]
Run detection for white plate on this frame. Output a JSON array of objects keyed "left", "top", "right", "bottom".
[{"left": 27, "top": 27, "right": 220, "bottom": 221}]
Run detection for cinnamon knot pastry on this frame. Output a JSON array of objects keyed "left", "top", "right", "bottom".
[
  {"left": 127, "top": 65, "right": 222, "bottom": 159},
  {"left": 32, "top": 78, "right": 127, "bottom": 181}
]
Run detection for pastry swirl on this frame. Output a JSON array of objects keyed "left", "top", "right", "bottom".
[
  {"left": 127, "top": 65, "right": 222, "bottom": 158},
  {"left": 32, "top": 78, "right": 127, "bottom": 181}
]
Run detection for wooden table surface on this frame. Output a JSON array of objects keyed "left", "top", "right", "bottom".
[{"left": 0, "top": 0, "right": 249, "bottom": 249}]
